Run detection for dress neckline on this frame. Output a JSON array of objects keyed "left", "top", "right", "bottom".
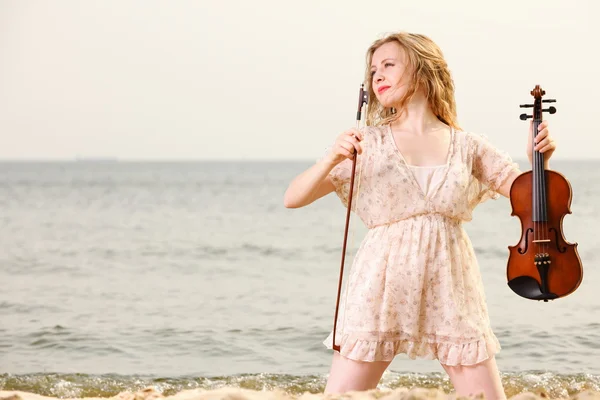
[
  {"left": 386, "top": 124, "right": 456, "bottom": 200},
  {"left": 387, "top": 124, "right": 455, "bottom": 168},
  {"left": 407, "top": 164, "right": 447, "bottom": 169}
]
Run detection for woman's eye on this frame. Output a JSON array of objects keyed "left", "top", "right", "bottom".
[{"left": 370, "top": 63, "right": 393, "bottom": 77}]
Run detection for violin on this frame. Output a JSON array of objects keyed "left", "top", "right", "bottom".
[{"left": 507, "top": 85, "right": 583, "bottom": 301}]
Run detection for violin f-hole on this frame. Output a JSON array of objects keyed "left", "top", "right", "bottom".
[{"left": 518, "top": 228, "right": 533, "bottom": 254}]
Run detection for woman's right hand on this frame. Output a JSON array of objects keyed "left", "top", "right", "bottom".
[
  {"left": 284, "top": 128, "right": 363, "bottom": 208},
  {"left": 325, "top": 128, "right": 363, "bottom": 165}
]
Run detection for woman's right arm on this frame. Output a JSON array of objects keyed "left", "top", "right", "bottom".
[
  {"left": 283, "top": 129, "right": 363, "bottom": 209},
  {"left": 283, "top": 155, "right": 338, "bottom": 208}
]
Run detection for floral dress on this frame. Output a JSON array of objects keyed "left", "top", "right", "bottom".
[{"left": 321, "top": 124, "right": 520, "bottom": 366}]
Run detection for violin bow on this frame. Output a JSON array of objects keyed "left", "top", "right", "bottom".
[{"left": 332, "top": 84, "right": 368, "bottom": 352}]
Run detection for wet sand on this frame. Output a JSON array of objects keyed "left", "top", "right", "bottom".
[{"left": 2, "top": 387, "right": 600, "bottom": 400}]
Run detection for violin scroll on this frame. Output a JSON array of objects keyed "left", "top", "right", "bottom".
[{"left": 519, "top": 85, "right": 557, "bottom": 120}]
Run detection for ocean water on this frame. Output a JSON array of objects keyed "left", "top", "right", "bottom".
[{"left": 1, "top": 160, "right": 599, "bottom": 398}]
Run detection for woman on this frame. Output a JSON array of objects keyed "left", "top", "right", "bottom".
[{"left": 283, "top": 32, "right": 556, "bottom": 400}]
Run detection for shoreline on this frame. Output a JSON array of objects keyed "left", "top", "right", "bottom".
[{"left": 3, "top": 387, "right": 600, "bottom": 400}]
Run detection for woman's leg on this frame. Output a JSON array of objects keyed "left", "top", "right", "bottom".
[
  {"left": 441, "top": 356, "right": 506, "bottom": 400},
  {"left": 324, "top": 351, "right": 392, "bottom": 394}
]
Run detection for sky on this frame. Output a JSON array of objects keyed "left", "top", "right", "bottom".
[{"left": 0, "top": 0, "right": 597, "bottom": 161}]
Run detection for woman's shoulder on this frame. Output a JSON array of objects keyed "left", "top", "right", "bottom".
[
  {"left": 453, "top": 128, "right": 476, "bottom": 141},
  {"left": 361, "top": 124, "right": 388, "bottom": 145},
  {"left": 451, "top": 129, "right": 495, "bottom": 161},
  {"left": 453, "top": 129, "right": 511, "bottom": 163},
  {"left": 453, "top": 129, "right": 491, "bottom": 147},
  {"left": 362, "top": 124, "right": 386, "bottom": 134}
]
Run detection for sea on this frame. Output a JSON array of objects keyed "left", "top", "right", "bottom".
[{"left": 1, "top": 160, "right": 599, "bottom": 399}]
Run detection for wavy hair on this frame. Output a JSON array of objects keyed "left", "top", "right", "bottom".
[{"left": 364, "top": 32, "right": 460, "bottom": 130}]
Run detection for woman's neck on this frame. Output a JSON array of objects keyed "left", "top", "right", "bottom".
[{"left": 389, "top": 90, "right": 446, "bottom": 135}]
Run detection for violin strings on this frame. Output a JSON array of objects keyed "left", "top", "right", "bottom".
[
  {"left": 538, "top": 144, "right": 548, "bottom": 253},
  {"left": 539, "top": 130, "right": 543, "bottom": 254},
  {"left": 536, "top": 121, "right": 540, "bottom": 250},
  {"left": 531, "top": 120, "right": 539, "bottom": 255},
  {"left": 541, "top": 140, "right": 547, "bottom": 255},
  {"left": 537, "top": 119, "right": 548, "bottom": 255},
  {"left": 540, "top": 124, "right": 543, "bottom": 252},
  {"left": 533, "top": 116, "right": 549, "bottom": 277}
]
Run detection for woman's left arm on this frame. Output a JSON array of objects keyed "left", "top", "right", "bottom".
[{"left": 497, "top": 120, "right": 557, "bottom": 198}]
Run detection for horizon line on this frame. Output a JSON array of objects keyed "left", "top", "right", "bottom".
[{"left": 0, "top": 157, "right": 598, "bottom": 163}]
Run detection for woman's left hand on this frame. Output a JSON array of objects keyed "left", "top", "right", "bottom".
[{"left": 527, "top": 120, "right": 556, "bottom": 165}]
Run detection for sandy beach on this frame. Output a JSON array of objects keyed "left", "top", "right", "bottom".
[{"left": 2, "top": 387, "right": 600, "bottom": 400}]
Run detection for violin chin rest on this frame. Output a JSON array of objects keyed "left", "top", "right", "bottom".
[{"left": 508, "top": 276, "right": 558, "bottom": 301}]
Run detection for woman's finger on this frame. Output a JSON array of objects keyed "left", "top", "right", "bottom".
[
  {"left": 535, "top": 129, "right": 549, "bottom": 142},
  {"left": 534, "top": 137, "right": 550, "bottom": 150},
  {"left": 348, "top": 129, "right": 363, "bottom": 141},
  {"left": 343, "top": 136, "right": 362, "bottom": 154},
  {"left": 538, "top": 142, "right": 555, "bottom": 153}
]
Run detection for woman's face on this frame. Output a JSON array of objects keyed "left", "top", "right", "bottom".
[{"left": 370, "top": 41, "right": 412, "bottom": 108}]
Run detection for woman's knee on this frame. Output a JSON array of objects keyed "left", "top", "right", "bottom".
[
  {"left": 324, "top": 352, "right": 392, "bottom": 394},
  {"left": 441, "top": 356, "right": 505, "bottom": 400}
]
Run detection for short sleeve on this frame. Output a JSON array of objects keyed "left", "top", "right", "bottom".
[
  {"left": 317, "top": 147, "right": 354, "bottom": 208},
  {"left": 315, "top": 126, "right": 372, "bottom": 210},
  {"left": 468, "top": 132, "right": 521, "bottom": 202}
]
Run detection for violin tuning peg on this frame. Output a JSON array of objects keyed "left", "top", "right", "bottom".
[
  {"left": 520, "top": 104, "right": 534, "bottom": 108},
  {"left": 520, "top": 113, "right": 532, "bottom": 120},
  {"left": 543, "top": 106, "right": 557, "bottom": 114},
  {"left": 542, "top": 99, "right": 556, "bottom": 103}
]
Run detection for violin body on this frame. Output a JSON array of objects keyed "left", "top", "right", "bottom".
[
  {"left": 508, "top": 169, "right": 583, "bottom": 300},
  {"left": 506, "top": 85, "right": 583, "bottom": 301}
]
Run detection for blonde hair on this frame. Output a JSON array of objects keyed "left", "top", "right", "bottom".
[{"left": 364, "top": 32, "right": 460, "bottom": 130}]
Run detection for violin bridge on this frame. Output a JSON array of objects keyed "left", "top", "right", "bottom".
[{"left": 532, "top": 239, "right": 551, "bottom": 243}]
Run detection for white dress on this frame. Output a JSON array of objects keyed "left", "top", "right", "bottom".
[{"left": 320, "top": 124, "right": 520, "bottom": 366}]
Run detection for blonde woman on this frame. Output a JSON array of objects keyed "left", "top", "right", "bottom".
[{"left": 283, "top": 32, "right": 556, "bottom": 400}]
